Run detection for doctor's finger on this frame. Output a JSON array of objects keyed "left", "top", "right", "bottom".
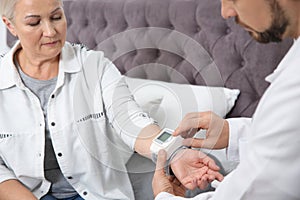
[
  {"left": 182, "top": 138, "right": 207, "bottom": 148},
  {"left": 174, "top": 115, "right": 210, "bottom": 136},
  {"left": 183, "top": 137, "right": 221, "bottom": 149}
]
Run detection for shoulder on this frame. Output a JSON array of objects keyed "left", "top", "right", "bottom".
[
  {"left": 62, "top": 42, "right": 114, "bottom": 70},
  {"left": 62, "top": 42, "right": 110, "bottom": 71},
  {"left": 63, "top": 42, "right": 90, "bottom": 56},
  {"left": 69, "top": 42, "right": 89, "bottom": 51},
  {"left": 64, "top": 42, "right": 100, "bottom": 59},
  {"left": 67, "top": 42, "right": 107, "bottom": 62}
]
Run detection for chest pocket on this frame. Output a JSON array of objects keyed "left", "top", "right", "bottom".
[{"left": 0, "top": 131, "right": 39, "bottom": 174}]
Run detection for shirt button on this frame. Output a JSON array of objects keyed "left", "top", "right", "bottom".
[
  {"left": 83, "top": 191, "right": 88, "bottom": 196},
  {"left": 57, "top": 153, "right": 62, "bottom": 157},
  {"left": 51, "top": 94, "right": 55, "bottom": 98},
  {"left": 67, "top": 176, "right": 73, "bottom": 179},
  {"left": 51, "top": 122, "right": 56, "bottom": 126}
]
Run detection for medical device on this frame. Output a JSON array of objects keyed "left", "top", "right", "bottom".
[{"left": 150, "top": 128, "right": 184, "bottom": 160}]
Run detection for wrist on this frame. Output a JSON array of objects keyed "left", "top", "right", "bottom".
[
  {"left": 150, "top": 128, "right": 184, "bottom": 160},
  {"left": 151, "top": 145, "right": 191, "bottom": 176},
  {"left": 166, "top": 146, "right": 191, "bottom": 176}
]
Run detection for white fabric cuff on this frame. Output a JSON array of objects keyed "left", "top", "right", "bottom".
[
  {"left": 226, "top": 118, "right": 251, "bottom": 162},
  {"left": 155, "top": 192, "right": 175, "bottom": 200}
]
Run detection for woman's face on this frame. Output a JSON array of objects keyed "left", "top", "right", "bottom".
[{"left": 5, "top": 0, "right": 67, "bottom": 60}]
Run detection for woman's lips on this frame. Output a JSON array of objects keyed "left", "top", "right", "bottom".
[{"left": 43, "top": 41, "right": 58, "bottom": 46}]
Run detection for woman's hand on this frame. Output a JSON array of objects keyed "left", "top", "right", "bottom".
[
  {"left": 170, "top": 148, "right": 224, "bottom": 190},
  {"left": 173, "top": 111, "right": 230, "bottom": 149}
]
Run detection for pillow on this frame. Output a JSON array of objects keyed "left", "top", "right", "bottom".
[{"left": 125, "top": 76, "right": 240, "bottom": 129}]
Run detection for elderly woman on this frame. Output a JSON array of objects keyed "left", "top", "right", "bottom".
[{"left": 0, "top": 0, "right": 223, "bottom": 199}]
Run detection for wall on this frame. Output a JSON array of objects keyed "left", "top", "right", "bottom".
[{"left": 0, "top": 21, "right": 10, "bottom": 55}]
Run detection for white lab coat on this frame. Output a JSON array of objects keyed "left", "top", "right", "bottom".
[{"left": 156, "top": 38, "right": 300, "bottom": 200}]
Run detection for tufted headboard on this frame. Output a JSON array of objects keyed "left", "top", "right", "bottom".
[
  {"left": 7, "top": 0, "right": 293, "bottom": 118},
  {"left": 4, "top": 0, "right": 294, "bottom": 199}
]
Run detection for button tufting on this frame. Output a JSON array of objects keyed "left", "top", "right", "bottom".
[
  {"left": 132, "top": 50, "right": 137, "bottom": 56},
  {"left": 157, "top": 50, "right": 161, "bottom": 57},
  {"left": 123, "top": 22, "right": 128, "bottom": 30},
  {"left": 103, "top": 21, "right": 107, "bottom": 28}
]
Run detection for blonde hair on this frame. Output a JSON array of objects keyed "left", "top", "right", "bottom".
[
  {"left": 0, "top": 0, "right": 63, "bottom": 21},
  {"left": 0, "top": 0, "right": 18, "bottom": 21}
]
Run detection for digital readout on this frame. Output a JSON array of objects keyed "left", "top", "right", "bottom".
[{"left": 157, "top": 132, "right": 171, "bottom": 142}]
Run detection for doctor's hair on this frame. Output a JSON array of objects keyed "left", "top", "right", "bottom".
[{"left": 0, "top": 0, "right": 63, "bottom": 21}]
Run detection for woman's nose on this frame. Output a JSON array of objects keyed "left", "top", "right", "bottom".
[{"left": 43, "top": 21, "right": 56, "bottom": 37}]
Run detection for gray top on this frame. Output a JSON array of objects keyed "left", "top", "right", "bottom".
[{"left": 14, "top": 54, "right": 77, "bottom": 199}]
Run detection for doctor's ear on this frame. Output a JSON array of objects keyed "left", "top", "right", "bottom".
[{"left": 2, "top": 16, "right": 17, "bottom": 37}]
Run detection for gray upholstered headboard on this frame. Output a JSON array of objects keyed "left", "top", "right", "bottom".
[
  {"left": 4, "top": 1, "right": 294, "bottom": 199},
  {"left": 7, "top": 0, "right": 293, "bottom": 118}
]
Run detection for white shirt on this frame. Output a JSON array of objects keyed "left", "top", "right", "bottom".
[
  {"left": 156, "top": 38, "right": 300, "bottom": 200},
  {"left": 0, "top": 42, "right": 155, "bottom": 199}
]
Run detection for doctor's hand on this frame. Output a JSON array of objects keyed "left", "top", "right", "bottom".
[
  {"left": 152, "top": 150, "right": 186, "bottom": 197},
  {"left": 173, "top": 111, "right": 229, "bottom": 149},
  {"left": 170, "top": 148, "right": 224, "bottom": 190}
]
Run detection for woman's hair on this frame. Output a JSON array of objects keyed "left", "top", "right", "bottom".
[
  {"left": 0, "top": 0, "right": 63, "bottom": 21},
  {"left": 0, "top": 0, "right": 19, "bottom": 21}
]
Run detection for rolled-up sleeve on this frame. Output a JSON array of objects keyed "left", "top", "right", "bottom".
[
  {"left": 0, "top": 157, "right": 17, "bottom": 183},
  {"left": 101, "top": 57, "right": 156, "bottom": 150}
]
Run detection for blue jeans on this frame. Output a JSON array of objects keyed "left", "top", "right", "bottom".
[{"left": 40, "top": 194, "right": 84, "bottom": 200}]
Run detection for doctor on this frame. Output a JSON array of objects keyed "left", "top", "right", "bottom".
[{"left": 153, "top": 0, "right": 300, "bottom": 199}]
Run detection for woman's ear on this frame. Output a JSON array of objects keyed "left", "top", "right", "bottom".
[{"left": 2, "top": 16, "right": 17, "bottom": 37}]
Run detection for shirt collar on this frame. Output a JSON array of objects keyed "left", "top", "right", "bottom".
[
  {"left": 265, "top": 37, "right": 300, "bottom": 83},
  {"left": 0, "top": 41, "right": 81, "bottom": 90},
  {"left": 0, "top": 41, "right": 22, "bottom": 89}
]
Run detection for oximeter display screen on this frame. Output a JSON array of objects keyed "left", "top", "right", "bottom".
[{"left": 157, "top": 132, "right": 171, "bottom": 142}]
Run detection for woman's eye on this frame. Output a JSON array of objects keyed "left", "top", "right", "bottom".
[
  {"left": 28, "top": 21, "right": 40, "bottom": 26},
  {"left": 52, "top": 16, "right": 62, "bottom": 21}
]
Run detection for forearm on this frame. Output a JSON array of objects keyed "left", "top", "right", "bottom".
[
  {"left": 134, "top": 124, "right": 161, "bottom": 159},
  {"left": 0, "top": 180, "right": 37, "bottom": 200}
]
